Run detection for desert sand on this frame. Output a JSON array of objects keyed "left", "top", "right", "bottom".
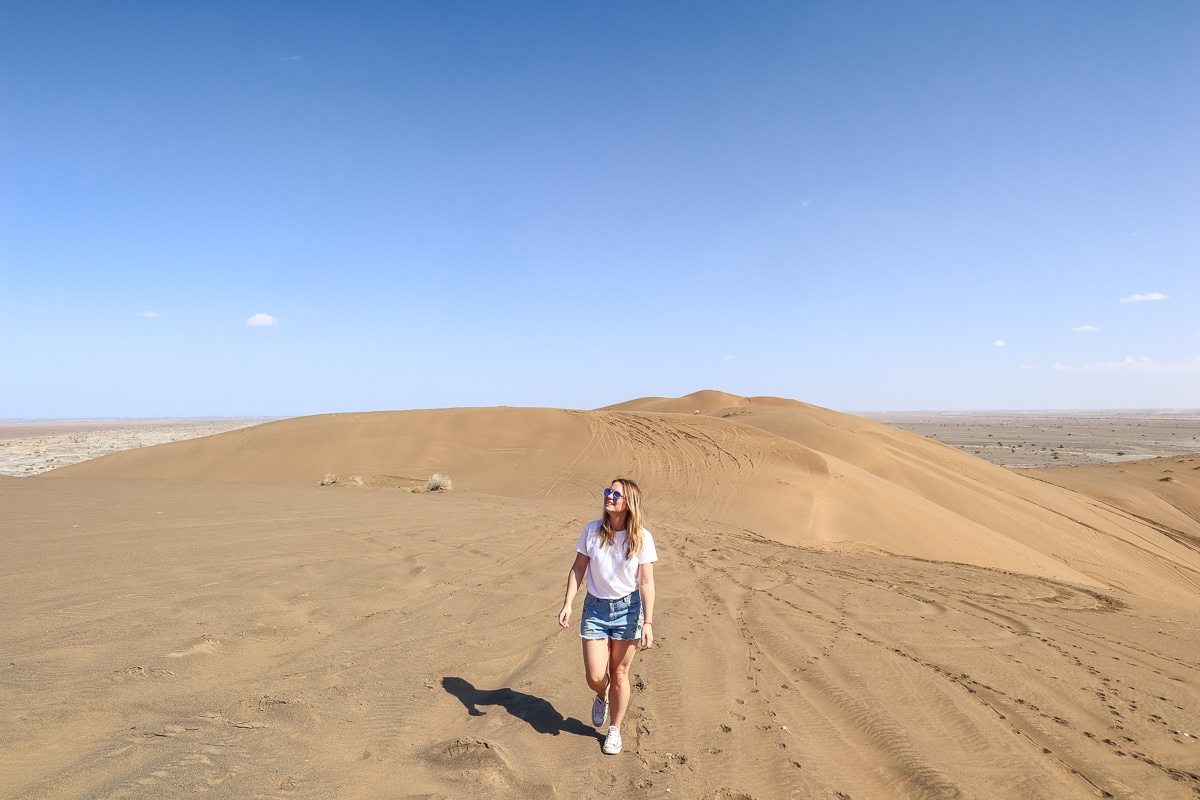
[{"left": 2, "top": 391, "right": 1198, "bottom": 799}]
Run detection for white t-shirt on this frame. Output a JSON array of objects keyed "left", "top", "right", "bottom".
[{"left": 575, "top": 519, "right": 658, "bottom": 599}]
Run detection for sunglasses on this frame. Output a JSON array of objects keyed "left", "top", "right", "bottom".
[{"left": 603, "top": 488, "right": 623, "bottom": 501}]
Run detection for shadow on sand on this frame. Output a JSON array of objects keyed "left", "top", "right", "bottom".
[{"left": 442, "top": 677, "right": 599, "bottom": 739}]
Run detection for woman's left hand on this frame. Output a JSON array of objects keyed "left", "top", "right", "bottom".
[{"left": 640, "top": 622, "right": 654, "bottom": 651}]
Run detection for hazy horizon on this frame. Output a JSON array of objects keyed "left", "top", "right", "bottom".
[{"left": 5, "top": 401, "right": 1200, "bottom": 424}]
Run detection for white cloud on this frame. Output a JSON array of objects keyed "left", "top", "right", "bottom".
[
  {"left": 133, "top": 311, "right": 161, "bottom": 318},
  {"left": 1020, "top": 365, "right": 1035, "bottom": 370},
  {"left": 246, "top": 313, "right": 279, "bottom": 327},
  {"left": 724, "top": 355, "right": 734, "bottom": 360},
  {"left": 1119, "top": 292, "right": 1168, "bottom": 303},
  {"left": 993, "top": 340, "right": 1006, "bottom": 347},
  {"left": 1072, "top": 325, "right": 1098, "bottom": 332},
  {"left": 1055, "top": 355, "right": 1200, "bottom": 372}
]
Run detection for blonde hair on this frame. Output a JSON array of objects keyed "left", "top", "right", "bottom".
[{"left": 600, "top": 477, "right": 645, "bottom": 559}]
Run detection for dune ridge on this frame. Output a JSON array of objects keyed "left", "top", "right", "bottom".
[{"left": 52, "top": 392, "right": 1200, "bottom": 604}]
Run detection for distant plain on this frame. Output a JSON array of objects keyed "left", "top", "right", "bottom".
[{"left": 863, "top": 410, "right": 1200, "bottom": 468}]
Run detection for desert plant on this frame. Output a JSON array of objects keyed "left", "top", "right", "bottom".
[
  {"left": 319, "top": 473, "right": 337, "bottom": 486},
  {"left": 426, "top": 473, "right": 453, "bottom": 492}
]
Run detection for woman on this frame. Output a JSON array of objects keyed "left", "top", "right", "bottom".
[{"left": 558, "top": 477, "right": 657, "bottom": 755}]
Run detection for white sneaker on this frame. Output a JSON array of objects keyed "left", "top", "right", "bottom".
[
  {"left": 591, "top": 694, "right": 608, "bottom": 727},
  {"left": 602, "top": 725, "right": 622, "bottom": 755}
]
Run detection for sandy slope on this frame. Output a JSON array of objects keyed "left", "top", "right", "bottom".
[
  {"left": 1020, "top": 455, "right": 1200, "bottom": 534},
  {"left": 4, "top": 392, "right": 1199, "bottom": 799},
  {"left": 51, "top": 395, "right": 1200, "bottom": 604}
]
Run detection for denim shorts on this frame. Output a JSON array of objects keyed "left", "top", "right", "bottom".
[{"left": 580, "top": 591, "right": 643, "bottom": 641}]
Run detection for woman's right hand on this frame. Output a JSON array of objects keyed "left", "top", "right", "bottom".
[{"left": 558, "top": 605, "right": 571, "bottom": 628}]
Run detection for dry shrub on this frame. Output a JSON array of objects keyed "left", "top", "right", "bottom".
[{"left": 426, "top": 473, "right": 452, "bottom": 492}]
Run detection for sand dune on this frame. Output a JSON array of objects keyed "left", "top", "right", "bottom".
[
  {"left": 5, "top": 391, "right": 1199, "bottom": 799},
  {"left": 1021, "top": 455, "right": 1200, "bottom": 533},
  {"left": 52, "top": 394, "right": 1200, "bottom": 603}
]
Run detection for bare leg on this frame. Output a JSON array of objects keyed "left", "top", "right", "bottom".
[
  {"left": 582, "top": 638, "right": 611, "bottom": 701},
  {"left": 606, "top": 639, "right": 639, "bottom": 728}
]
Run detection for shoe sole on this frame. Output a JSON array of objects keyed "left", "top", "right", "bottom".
[{"left": 592, "top": 697, "right": 607, "bottom": 727}]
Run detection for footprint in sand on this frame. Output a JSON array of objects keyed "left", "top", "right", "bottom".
[
  {"left": 425, "top": 736, "right": 515, "bottom": 778},
  {"left": 166, "top": 638, "right": 221, "bottom": 658}
]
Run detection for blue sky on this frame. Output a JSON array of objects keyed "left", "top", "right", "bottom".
[{"left": 2, "top": 1, "right": 1197, "bottom": 417}]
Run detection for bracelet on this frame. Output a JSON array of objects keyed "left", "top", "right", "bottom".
[{"left": 644, "top": 622, "right": 653, "bottom": 626}]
